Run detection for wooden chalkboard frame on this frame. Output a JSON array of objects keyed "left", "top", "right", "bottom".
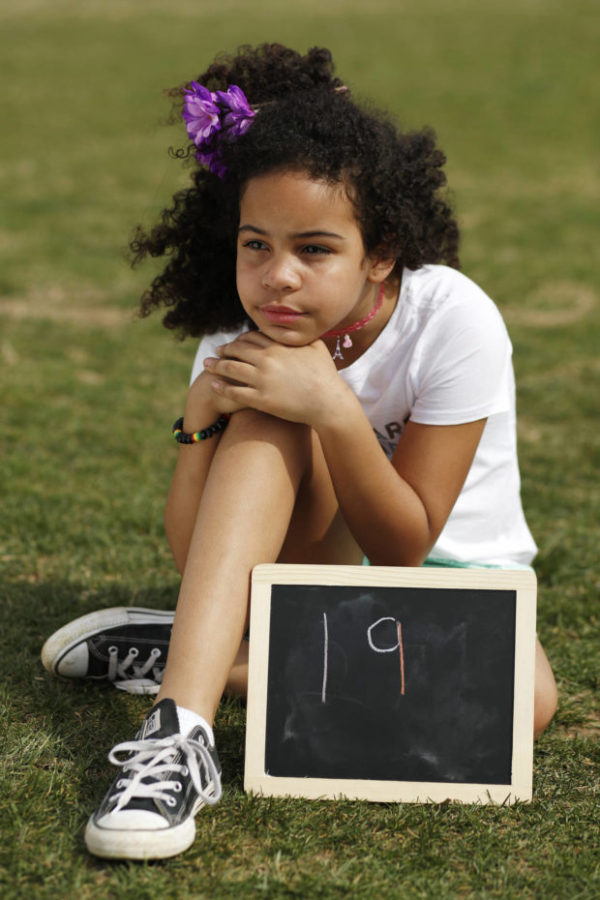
[{"left": 244, "top": 564, "right": 537, "bottom": 805}]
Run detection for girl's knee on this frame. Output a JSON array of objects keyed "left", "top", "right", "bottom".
[
  {"left": 226, "top": 409, "right": 312, "bottom": 461},
  {"left": 228, "top": 408, "right": 307, "bottom": 440},
  {"left": 222, "top": 410, "right": 313, "bottom": 490}
]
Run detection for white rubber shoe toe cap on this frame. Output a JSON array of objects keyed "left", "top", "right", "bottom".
[
  {"left": 95, "top": 809, "right": 168, "bottom": 831},
  {"left": 85, "top": 811, "right": 195, "bottom": 859},
  {"left": 55, "top": 644, "right": 89, "bottom": 677}
]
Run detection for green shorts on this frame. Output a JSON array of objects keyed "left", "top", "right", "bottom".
[{"left": 362, "top": 556, "right": 534, "bottom": 573}]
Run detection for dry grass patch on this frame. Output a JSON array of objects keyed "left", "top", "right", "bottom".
[
  {"left": 503, "top": 281, "right": 596, "bottom": 328},
  {"left": 0, "top": 286, "right": 132, "bottom": 328}
]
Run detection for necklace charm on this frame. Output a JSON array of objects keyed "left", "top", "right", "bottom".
[
  {"left": 322, "top": 283, "right": 385, "bottom": 361},
  {"left": 332, "top": 337, "right": 344, "bottom": 360}
]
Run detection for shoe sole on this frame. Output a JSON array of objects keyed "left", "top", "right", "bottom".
[
  {"left": 84, "top": 787, "right": 218, "bottom": 860},
  {"left": 84, "top": 814, "right": 196, "bottom": 860},
  {"left": 41, "top": 607, "right": 175, "bottom": 677}
]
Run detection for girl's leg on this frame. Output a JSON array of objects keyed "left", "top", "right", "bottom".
[
  {"left": 226, "top": 642, "right": 249, "bottom": 699},
  {"left": 87, "top": 409, "right": 349, "bottom": 860},
  {"left": 156, "top": 408, "right": 362, "bottom": 724},
  {"left": 534, "top": 638, "right": 558, "bottom": 738}
]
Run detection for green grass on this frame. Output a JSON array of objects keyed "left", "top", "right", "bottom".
[{"left": 1, "top": 1, "right": 599, "bottom": 896}]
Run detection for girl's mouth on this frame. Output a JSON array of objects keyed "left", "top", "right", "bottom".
[{"left": 261, "top": 305, "right": 306, "bottom": 325}]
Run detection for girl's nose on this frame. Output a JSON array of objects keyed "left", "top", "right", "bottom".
[{"left": 262, "top": 257, "right": 301, "bottom": 291}]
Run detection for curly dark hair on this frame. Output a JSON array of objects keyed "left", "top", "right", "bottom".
[{"left": 131, "top": 43, "right": 460, "bottom": 338}]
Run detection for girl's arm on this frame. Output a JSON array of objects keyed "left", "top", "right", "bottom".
[
  {"left": 314, "top": 391, "right": 486, "bottom": 565},
  {"left": 165, "top": 371, "right": 245, "bottom": 573},
  {"left": 206, "top": 332, "right": 486, "bottom": 566}
]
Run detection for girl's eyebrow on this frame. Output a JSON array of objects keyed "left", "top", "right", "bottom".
[{"left": 238, "top": 224, "right": 345, "bottom": 240}]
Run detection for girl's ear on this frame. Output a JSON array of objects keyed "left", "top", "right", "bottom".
[{"left": 367, "top": 253, "right": 397, "bottom": 284}]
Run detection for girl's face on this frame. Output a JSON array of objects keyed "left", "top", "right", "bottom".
[{"left": 236, "top": 170, "right": 388, "bottom": 347}]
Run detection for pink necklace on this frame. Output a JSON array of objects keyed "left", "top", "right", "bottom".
[{"left": 322, "top": 283, "right": 385, "bottom": 360}]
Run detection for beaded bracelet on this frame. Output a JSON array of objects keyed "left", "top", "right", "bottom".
[{"left": 172, "top": 413, "right": 230, "bottom": 444}]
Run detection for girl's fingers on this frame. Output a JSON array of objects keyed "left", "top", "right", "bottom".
[
  {"left": 210, "top": 377, "right": 259, "bottom": 410},
  {"left": 203, "top": 355, "right": 258, "bottom": 387},
  {"left": 207, "top": 340, "right": 267, "bottom": 371},
  {"left": 215, "top": 331, "right": 273, "bottom": 357}
]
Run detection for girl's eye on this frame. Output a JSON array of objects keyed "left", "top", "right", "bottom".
[
  {"left": 301, "top": 245, "right": 332, "bottom": 256},
  {"left": 243, "top": 240, "right": 268, "bottom": 251}
]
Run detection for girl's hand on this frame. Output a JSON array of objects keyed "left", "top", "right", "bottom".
[
  {"left": 203, "top": 331, "right": 352, "bottom": 426},
  {"left": 187, "top": 369, "right": 248, "bottom": 418}
]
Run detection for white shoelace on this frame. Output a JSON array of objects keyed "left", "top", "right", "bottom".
[
  {"left": 107, "top": 645, "right": 164, "bottom": 695},
  {"left": 108, "top": 734, "right": 222, "bottom": 813}
]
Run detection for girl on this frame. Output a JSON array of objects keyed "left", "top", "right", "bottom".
[{"left": 42, "top": 43, "right": 557, "bottom": 860}]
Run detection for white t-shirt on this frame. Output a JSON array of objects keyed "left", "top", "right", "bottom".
[{"left": 190, "top": 265, "right": 537, "bottom": 566}]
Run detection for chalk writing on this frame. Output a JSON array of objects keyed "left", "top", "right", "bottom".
[
  {"left": 398, "top": 621, "right": 405, "bottom": 696},
  {"left": 367, "top": 616, "right": 406, "bottom": 695},
  {"left": 321, "top": 612, "right": 329, "bottom": 704}
]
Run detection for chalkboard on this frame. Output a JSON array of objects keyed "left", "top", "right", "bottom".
[{"left": 244, "top": 564, "right": 536, "bottom": 804}]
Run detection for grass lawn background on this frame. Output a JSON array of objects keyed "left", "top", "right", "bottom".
[{"left": 1, "top": 1, "right": 598, "bottom": 896}]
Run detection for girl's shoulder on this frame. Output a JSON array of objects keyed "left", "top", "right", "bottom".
[
  {"left": 402, "top": 264, "right": 509, "bottom": 337},
  {"left": 404, "top": 264, "right": 498, "bottom": 311}
]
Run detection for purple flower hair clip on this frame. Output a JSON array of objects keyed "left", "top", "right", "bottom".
[{"left": 182, "top": 81, "right": 255, "bottom": 178}]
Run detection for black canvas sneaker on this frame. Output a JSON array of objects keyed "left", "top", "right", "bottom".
[
  {"left": 41, "top": 607, "right": 174, "bottom": 694},
  {"left": 85, "top": 698, "right": 222, "bottom": 859}
]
